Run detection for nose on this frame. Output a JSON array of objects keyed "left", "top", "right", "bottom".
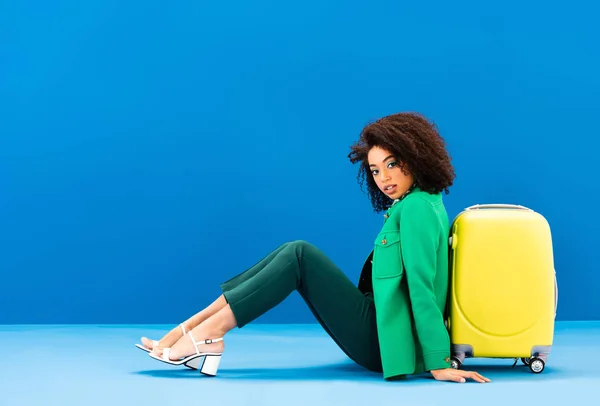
[{"left": 380, "top": 169, "right": 391, "bottom": 181}]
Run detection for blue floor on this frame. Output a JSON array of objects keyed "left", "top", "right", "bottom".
[{"left": 0, "top": 321, "right": 597, "bottom": 405}]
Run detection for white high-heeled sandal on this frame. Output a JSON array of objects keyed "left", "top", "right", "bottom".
[{"left": 148, "top": 331, "right": 224, "bottom": 376}]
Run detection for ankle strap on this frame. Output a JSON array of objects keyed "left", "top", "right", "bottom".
[
  {"left": 188, "top": 332, "right": 223, "bottom": 353},
  {"left": 202, "top": 338, "right": 223, "bottom": 344}
]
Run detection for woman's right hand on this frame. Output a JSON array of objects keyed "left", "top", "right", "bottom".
[{"left": 430, "top": 368, "right": 491, "bottom": 383}]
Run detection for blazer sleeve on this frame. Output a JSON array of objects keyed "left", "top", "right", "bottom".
[{"left": 399, "top": 197, "right": 451, "bottom": 371}]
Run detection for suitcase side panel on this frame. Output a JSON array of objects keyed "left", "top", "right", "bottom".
[{"left": 448, "top": 209, "right": 555, "bottom": 358}]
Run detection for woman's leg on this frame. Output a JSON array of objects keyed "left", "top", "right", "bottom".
[
  {"left": 142, "top": 242, "right": 292, "bottom": 350},
  {"left": 168, "top": 240, "right": 382, "bottom": 372}
]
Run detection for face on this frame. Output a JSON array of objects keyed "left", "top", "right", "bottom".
[{"left": 368, "top": 146, "right": 414, "bottom": 200}]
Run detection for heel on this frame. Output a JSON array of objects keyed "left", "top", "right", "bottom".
[
  {"left": 184, "top": 356, "right": 203, "bottom": 370},
  {"left": 200, "top": 355, "right": 221, "bottom": 376}
]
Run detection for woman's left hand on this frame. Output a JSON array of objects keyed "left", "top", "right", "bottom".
[{"left": 430, "top": 368, "right": 491, "bottom": 383}]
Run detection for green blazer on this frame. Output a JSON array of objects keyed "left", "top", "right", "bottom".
[{"left": 360, "top": 187, "right": 452, "bottom": 380}]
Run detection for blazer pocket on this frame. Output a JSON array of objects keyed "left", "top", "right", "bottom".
[{"left": 372, "top": 230, "right": 403, "bottom": 279}]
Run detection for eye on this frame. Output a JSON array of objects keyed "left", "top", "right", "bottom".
[
  {"left": 387, "top": 161, "right": 397, "bottom": 169},
  {"left": 371, "top": 169, "right": 379, "bottom": 175}
]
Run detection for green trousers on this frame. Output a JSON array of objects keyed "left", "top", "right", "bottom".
[{"left": 220, "top": 240, "right": 383, "bottom": 373}]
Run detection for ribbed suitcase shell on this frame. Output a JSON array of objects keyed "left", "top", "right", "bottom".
[{"left": 448, "top": 204, "right": 557, "bottom": 371}]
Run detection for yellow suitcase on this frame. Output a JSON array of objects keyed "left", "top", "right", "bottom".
[{"left": 447, "top": 204, "right": 558, "bottom": 373}]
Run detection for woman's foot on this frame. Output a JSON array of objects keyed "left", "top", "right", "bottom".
[
  {"left": 153, "top": 304, "right": 236, "bottom": 360},
  {"left": 140, "top": 336, "right": 158, "bottom": 351},
  {"left": 142, "top": 323, "right": 188, "bottom": 353},
  {"left": 141, "top": 295, "right": 229, "bottom": 352},
  {"left": 149, "top": 329, "right": 224, "bottom": 359},
  {"left": 159, "top": 325, "right": 225, "bottom": 361}
]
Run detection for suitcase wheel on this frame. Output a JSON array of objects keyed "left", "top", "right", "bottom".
[
  {"left": 450, "top": 356, "right": 462, "bottom": 370},
  {"left": 528, "top": 357, "right": 545, "bottom": 373}
]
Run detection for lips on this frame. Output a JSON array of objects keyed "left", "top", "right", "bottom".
[{"left": 383, "top": 184, "right": 397, "bottom": 194}]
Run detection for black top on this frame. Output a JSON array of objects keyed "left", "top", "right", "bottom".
[{"left": 357, "top": 250, "right": 374, "bottom": 295}]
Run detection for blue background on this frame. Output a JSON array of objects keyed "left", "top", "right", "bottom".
[{"left": 1, "top": 0, "right": 598, "bottom": 324}]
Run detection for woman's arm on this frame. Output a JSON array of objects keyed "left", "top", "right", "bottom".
[
  {"left": 400, "top": 197, "right": 490, "bottom": 383},
  {"left": 399, "top": 197, "right": 451, "bottom": 370}
]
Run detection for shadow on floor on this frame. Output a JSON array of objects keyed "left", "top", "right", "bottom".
[
  {"left": 133, "top": 360, "right": 584, "bottom": 383},
  {"left": 134, "top": 362, "right": 383, "bottom": 381}
]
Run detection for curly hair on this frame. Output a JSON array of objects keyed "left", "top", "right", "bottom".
[{"left": 348, "top": 112, "right": 456, "bottom": 213}]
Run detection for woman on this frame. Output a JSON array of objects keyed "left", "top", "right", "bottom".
[{"left": 137, "top": 112, "right": 490, "bottom": 384}]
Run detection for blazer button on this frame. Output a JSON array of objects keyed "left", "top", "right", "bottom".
[{"left": 381, "top": 238, "right": 387, "bottom": 245}]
